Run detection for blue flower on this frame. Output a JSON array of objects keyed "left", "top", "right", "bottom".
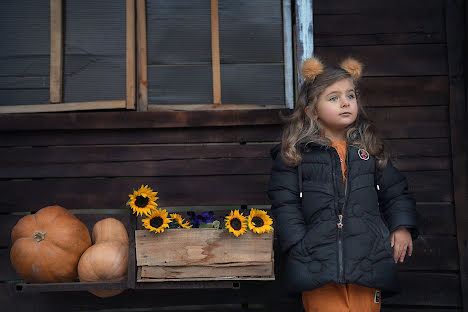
[{"left": 187, "top": 211, "right": 216, "bottom": 228}]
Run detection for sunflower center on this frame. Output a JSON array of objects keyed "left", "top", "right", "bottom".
[
  {"left": 252, "top": 216, "right": 264, "bottom": 227},
  {"left": 230, "top": 218, "right": 242, "bottom": 231},
  {"left": 135, "top": 195, "right": 149, "bottom": 207},
  {"left": 150, "top": 216, "right": 163, "bottom": 228}
]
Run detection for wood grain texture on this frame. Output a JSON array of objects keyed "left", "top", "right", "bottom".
[
  {"left": 136, "top": 0, "right": 148, "bottom": 111},
  {"left": 0, "top": 110, "right": 284, "bottom": 130},
  {"left": 315, "top": 45, "right": 447, "bottom": 76},
  {"left": 136, "top": 229, "right": 273, "bottom": 266},
  {"left": 0, "top": 139, "right": 448, "bottom": 164},
  {"left": 210, "top": 0, "right": 221, "bottom": 105},
  {"left": 0, "top": 100, "right": 126, "bottom": 114},
  {"left": 360, "top": 77, "right": 449, "bottom": 107},
  {"left": 126, "top": 0, "right": 136, "bottom": 109},
  {"left": 49, "top": 0, "right": 63, "bottom": 103},
  {"left": 0, "top": 126, "right": 282, "bottom": 147},
  {"left": 314, "top": 0, "right": 445, "bottom": 46},
  {"left": 140, "top": 263, "right": 273, "bottom": 280}
]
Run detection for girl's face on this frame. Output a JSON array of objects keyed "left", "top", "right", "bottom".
[{"left": 312, "top": 78, "right": 358, "bottom": 139}]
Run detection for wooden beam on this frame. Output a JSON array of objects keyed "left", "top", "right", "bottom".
[
  {"left": 211, "top": 0, "right": 222, "bottom": 105},
  {"left": 282, "top": 0, "right": 294, "bottom": 109},
  {"left": 445, "top": 0, "right": 468, "bottom": 310},
  {"left": 294, "top": 0, "right": 314, "bottom": 88},
  {"left": 136, "top": 0, "right": 148, "bottom": 111},
  {"left": 126, "top": 0, "right": 136, "bottom": 109},
  {"left": 50, "top": 0, "right": 63, "bottom": 103},
  {"left": 148, "top": 104, "right": 283, "bottom": 111},
  {"left": 0, "top": 100, "right": 126, "bottom": 114}
]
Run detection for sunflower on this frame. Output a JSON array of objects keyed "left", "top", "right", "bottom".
[
  {"left": 247, "top": 208, "right": 273, "bottom": 234},
  {"left": 142, "top": 208, "right": 171, "bottom": 234},
  {"left": 224, "top": 209, "right": 247, "bottom": 237},
  {"left": 127, "top": 185, "right": 158, "bottom": 216},
  {"left": 170, "top": 213, "right": 192, "bottom": 229}
]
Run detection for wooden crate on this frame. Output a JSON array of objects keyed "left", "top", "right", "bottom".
[{"left": 135, "top": 228, "right": 274, "bottom": 282}]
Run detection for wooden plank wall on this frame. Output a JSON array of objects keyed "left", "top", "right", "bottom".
[{"left": 0, "top": 0, "right": 465, "bottom": 311}]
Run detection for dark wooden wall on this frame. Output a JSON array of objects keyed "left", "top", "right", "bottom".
[{"left": 0, "top": 0, "right": 466, "bottom": 311}]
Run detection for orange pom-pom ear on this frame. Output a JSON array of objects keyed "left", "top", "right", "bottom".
[
  {"left": 301, "top": 58, "right": 324, "bottom": 81},
  {"left": 340, "top": 58, "right": 363, "bottom": 80}
]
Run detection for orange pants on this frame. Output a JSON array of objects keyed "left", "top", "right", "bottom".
[{"left": 302, "top": 283, "right": 381, "bottom": 312}]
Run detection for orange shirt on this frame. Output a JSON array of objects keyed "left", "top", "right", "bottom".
[{"left": 331, "top": 140, "right": 347, "bottom": 184}]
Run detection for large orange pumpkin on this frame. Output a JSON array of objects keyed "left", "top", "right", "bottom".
[{"left": 10, "top": 205, "right": 91, "bottom": 283}]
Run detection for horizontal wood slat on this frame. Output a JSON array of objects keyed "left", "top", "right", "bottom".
[
  {"left": 0, "top": 158, "right": 271, "bottom": 179},
  {"left": 385, "top": 273, "right": 461, "bottom": 306},
  {"left": 397, "top": 236, "right": 458, "bottom": 271},
  {"left": 0, "top": 127, "right": 282, "bottom": 147},
  {"left": 0, "top": 144, "right": 274, "bottom": 163},
  {"left": 417, "top": 204, "right": 456, "bottom": 235},
  {"left": 0, "top": 110, "right": 285, "bottom": 131},
  {"left": 314, "top": 1, "right": 445, "bottom": 46},
  {"left": 315, "top": 45, "right": 447, "bottom": 77},
  {"left": 360, "top": 77, "right": 449, "bottom": 107},
  {"left": 140, "top": 264, "right": 273, "bottom": 280},
  {"left": 313, "top": 0, "right": 444, "bottom": 15},
  {"left": 0, "top": 106, "right": 447, "bottom": 131},
  {"left": 0, "top": 138, "right": 450, "bottom": 163},
  {"left": 0, "top": 156, "right": 452, "bottom": 179},
  {"left": 0, "top": 171, "right": 452, "bottom": 211}
]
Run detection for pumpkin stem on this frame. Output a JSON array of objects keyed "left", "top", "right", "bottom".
[{"left": 33, "top": 231, "right": 46, "bottom": 242}]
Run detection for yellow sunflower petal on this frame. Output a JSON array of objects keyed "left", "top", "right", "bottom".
[
  {"left": 142, "top": 208, "right": 172, "bottom": 234},
  {"left": 225, "top": 209, "right": 247, "bottom": 237},
  {"left": 248, "top": 208, "right": 274, "bottom": 234},
  {"left": 127, "top": 185, "right": 160, "bottom": 216}
]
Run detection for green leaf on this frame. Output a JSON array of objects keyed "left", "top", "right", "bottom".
[{"left": 199, "top": 222, "right": 212, "bottom": 228}]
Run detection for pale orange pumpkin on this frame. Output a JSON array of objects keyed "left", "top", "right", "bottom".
[
  {"left": 10, "top": 205, "right": 91, "bottom": 283},
  {"left": 78, "top": 240, "right": 128, "bottom": 298},
  {"left": 92, "top": 218, "right": 129, "bottom": 245}
]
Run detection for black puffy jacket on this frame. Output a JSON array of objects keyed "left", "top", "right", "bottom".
[{"left": 267, "top": 141, "right": 418, "bottom": 296}]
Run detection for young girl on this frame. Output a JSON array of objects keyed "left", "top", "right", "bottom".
[{"left": 267, "top": 58, "right": 419, "bottom": 312}]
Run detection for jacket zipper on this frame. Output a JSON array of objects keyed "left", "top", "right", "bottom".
[{"left": 331, "top": 146, "right": 350, "bottom": 284}]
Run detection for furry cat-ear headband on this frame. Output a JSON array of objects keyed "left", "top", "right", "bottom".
[{"left": 301, "top": 57, "right": 364, "bottom": 81}]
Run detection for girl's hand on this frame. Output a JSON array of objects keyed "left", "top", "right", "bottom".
[{"left": 390, "top": 227, "right": 413, "bottom": 263}]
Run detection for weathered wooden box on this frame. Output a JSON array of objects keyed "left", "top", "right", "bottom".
[{"left": 135, "top": 228, "right": 274, "bottom": 282}]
